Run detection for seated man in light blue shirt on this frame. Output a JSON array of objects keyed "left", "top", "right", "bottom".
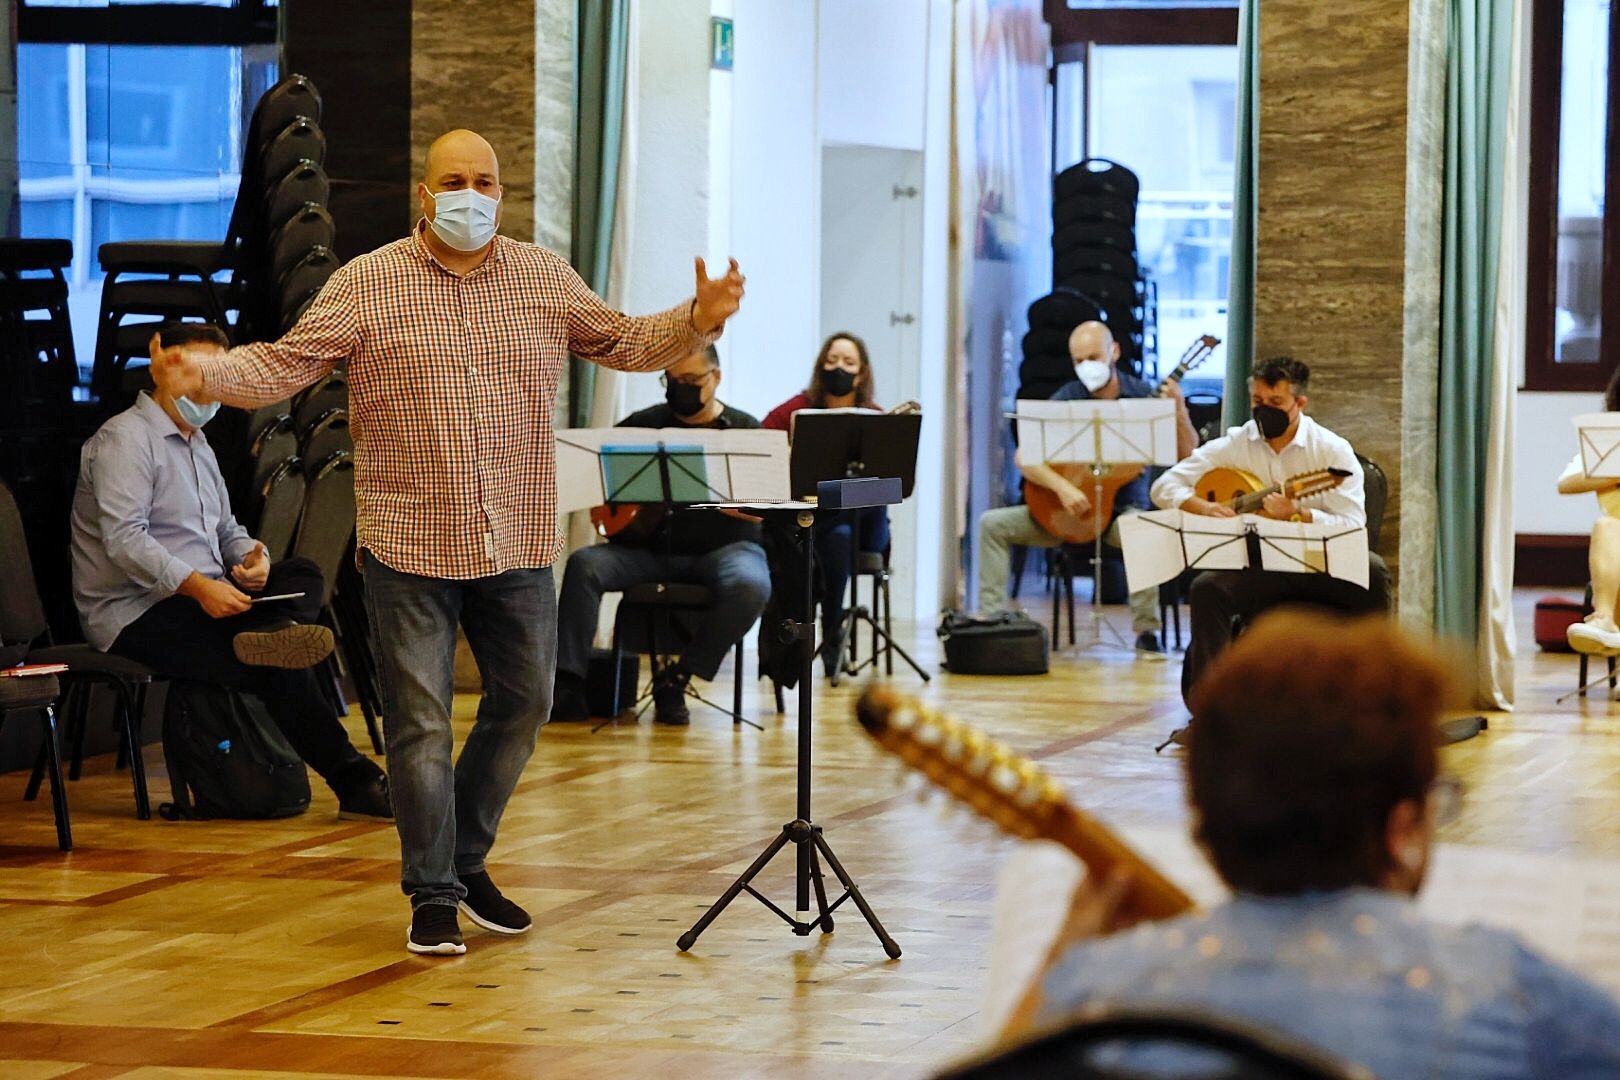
[
  {"left": 71, "top": 321, "right": 390, "bottom": 821},
  {"left": 1009, "top": 610, "right": 1620, "bottom": 1079}
]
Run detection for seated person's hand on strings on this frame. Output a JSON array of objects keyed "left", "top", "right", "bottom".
[
  {"left": 1057, "top": 482, "right": 1091, "bottom": 521},
  {"left": 1260, "top": 492, "right": 1308, "bottom": 522}
]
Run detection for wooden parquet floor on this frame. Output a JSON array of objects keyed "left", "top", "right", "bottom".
[{"left": 3, "top": 592, "right": 1619, "bottom": 1079}]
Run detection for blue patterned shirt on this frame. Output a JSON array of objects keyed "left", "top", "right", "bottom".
[{"left": 1039, "top": 888, "right": 1620, "bottom": 1079}]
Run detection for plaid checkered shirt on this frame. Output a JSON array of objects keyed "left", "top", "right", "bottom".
[{"left": 197, "top": 228, "right": 715, "bottom": 579}]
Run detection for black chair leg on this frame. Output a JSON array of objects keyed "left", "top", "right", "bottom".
[
  {"left": 1581, "top": 653, "right": 1590, "bottom": 695},
  {"left": 732, "top": 638, "right": 744, "bottom": 724},
  {"left": 881, "top": 573, "right": 895, "bottom": 676},
  {"left": 39, "top": 706, "right": 73, "bottom": 851},
  {"left": 609, "top": 621, "right": 626, "bottom": 717},
  {"left": 122, "top": 682, "right": 152, "bottom": 821}
]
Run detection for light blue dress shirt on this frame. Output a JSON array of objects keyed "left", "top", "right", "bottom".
[
  {"left": 1039, "top": 888, "right": 1620, "bottom": 1079},
  {"left": 70, "top": 393, "right": 258, "bottom": 651}
]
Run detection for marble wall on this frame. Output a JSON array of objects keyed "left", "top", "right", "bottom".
[
  {"left": 411, "top": 0, "right": 541, "bottom": 244},
  {"left": 1256, "top": 0, "right": 1412, "bottom": 572}
]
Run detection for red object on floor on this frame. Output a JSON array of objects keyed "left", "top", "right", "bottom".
[{"left": 1535, "top": 595, "right": 1585, "bottom": 653}]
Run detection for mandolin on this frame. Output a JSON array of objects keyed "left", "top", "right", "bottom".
[
  {"left": 1025, "top": 334, "right": 1219, "bottom": 544},
  {"left": 1195, "top": 465, "right": 1350, "bottom": 515},
  {"left": 855, "top": 686, "right": 1195, "bottom": 921}
]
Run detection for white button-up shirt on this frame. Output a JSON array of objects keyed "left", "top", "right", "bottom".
[{"left": 1149, "top": 414, "right": 1366, "bottom": 529}]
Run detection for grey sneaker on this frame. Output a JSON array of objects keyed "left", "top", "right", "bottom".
[{"left": 233, "top": 622, "right": 334, "bottom": 669}]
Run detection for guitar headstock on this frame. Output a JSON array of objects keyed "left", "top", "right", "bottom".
[
  {"left": 856, "top": 686, "right": 1067, "bottom": 841},
  {"left": 1282, "top": 466, "right": 1351, "bottom": 502}
]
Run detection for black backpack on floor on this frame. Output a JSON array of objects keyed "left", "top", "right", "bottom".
[
  {"left": 938, "top": 611, "right": 1050, "bottom": 675},
  {"left": 159, "top": 680, "right": 311, "bottom": 820}
]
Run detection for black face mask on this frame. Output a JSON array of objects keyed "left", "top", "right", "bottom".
[
  {"left": 1252, "top": 403, "right": 1294, "bottom": 439},
  {"left": 821, "top": 367, "right": 857, "bottom": 398},
  {"left": 666, "top": 381, "right": 707, "bottom": 418}
]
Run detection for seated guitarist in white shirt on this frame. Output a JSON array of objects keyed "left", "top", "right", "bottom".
[{"left": 1150, "top": 357, "right": 1391, "bottom": 709}]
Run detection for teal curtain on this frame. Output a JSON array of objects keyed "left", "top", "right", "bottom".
[
  {"left": 1435, "top": 0, "right": 1512, "bottom": 641},
  {"left": 570, "top": 0, "right": 631, "bottom": 428},
  {"left": 1222, "top": 0, "right": 1258, "bottom": 428}
]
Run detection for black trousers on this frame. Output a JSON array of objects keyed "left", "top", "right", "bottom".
[
  {"left": 1179, "top": 553, "right": 1393, "bottom": 708},
  {"left": 111, "top": 557, "right": 378, "bottom": 796}
]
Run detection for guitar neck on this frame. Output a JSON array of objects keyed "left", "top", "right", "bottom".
[
  {"left": 1230, "top": 484, "right": 1280, "bottom": 513},
  {"left": 1051, "top": 805, "right": 1196, "bottom": 920}
]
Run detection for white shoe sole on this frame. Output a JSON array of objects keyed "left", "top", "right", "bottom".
[
  {"left": 1568, "top": 625, "right": 1620, "bottom": 655},
  {"left": 458, "top": 900, "right": 532, "bottom": 935},
  {"left": 234, "top": 624, "right": 335, "bottom": 669},
  {"left": 406, "top": 925, "right": 467, "bottom": 955}
]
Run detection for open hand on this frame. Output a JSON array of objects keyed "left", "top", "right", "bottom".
[
  {"left": 1183, "top": 497, "right": 1237, "bottom": 519},
  {"left": 692, "top": 257, "right": 745, "bottom": 333},
  {"left": 230, "top": 543, "right": 271, "bottom": 592},
  {"left": 150, "top": 338, "right": 205, "bottom": 400}
]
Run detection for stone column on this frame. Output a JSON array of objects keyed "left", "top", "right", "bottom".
[{"left": 1255, "top": 0, "right": 1414, "bottom": 580}]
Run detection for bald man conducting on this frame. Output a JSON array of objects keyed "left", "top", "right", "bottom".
[
  {"left": 975, "top": 322, "right": 1197, "bottom": 656},
  {"left": 156, "top": 130, "right": 746, "bottom": 956}
]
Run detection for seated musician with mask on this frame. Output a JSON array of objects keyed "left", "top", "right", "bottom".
[
  {"left": 1006, "top": 611, "right": 1620, "bottom": 1079},
  {"left": 1149, "top": 356, "right": 1390, "bottom": 709},
  {"left": 976, "top": 321, "right": 1198, "bottom": 657},
  {"left": 550, "top": 345, "right": 770, "bottom": 726}
]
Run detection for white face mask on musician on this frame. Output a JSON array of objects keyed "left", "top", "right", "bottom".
[
  {"left": 429, "top": 188, "right": 500, "bottom": 251},
  {"left": 1075, "top": 359, "right": 1113, "bottom": 392}
]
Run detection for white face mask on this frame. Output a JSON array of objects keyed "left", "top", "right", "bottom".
[
  {"left": 428, "top": 188, "right": 500, "bottom": 252},
  {"left": 1075, "top": 359, "right": 1113, "bottom": 392}
]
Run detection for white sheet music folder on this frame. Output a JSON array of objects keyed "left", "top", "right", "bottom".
[
  {"left": 1013, "top": 398, "right": 1178, "bottom": 468},
  {"left": 1574, "top": 413, "right": 1620, "bottom": 480},
  {"left": 1118, "top": 509, "right": 1370, "bottom": 593}
]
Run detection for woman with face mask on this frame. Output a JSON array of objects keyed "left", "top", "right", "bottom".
[{"left": 763, "top": 333, "right": 889, "bottom": 677}]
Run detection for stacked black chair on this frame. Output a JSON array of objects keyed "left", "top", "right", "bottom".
[
  {"left": 0, "top": 239, "right": 79, "bottom": 422},
  {"left": 1050, "top": 158, "right": 1156, "bottom": 377},
  {"left": 1019, "top": 286, "right": 1109, "bottom": 404},
  {"left": 286, "top": 454, "right": 384, "bottom": 755},
  {"left": 90, "top": 74, "right": 333, "bottom": 410}
]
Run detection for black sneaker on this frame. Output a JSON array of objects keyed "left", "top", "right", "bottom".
[
  {"left": 652, "top": 664, "right": 691, "bottom": 726},
  {"left": 233, "top": 622, "right": 335, "bottom": 669},
  {"left": 1135, "top": 631, "right": 1168, "bottom": 660},
  {"left": 549, "top": 674, "right": 590, "bottom": 723},
  {"left": 337, "top": 773, "right": 393, "bottom": 822},
  {"left": 458, "top": 870, "right": 532, "bottom": 934},
  {"left": 407, "top": 903, "right": 466, "bottom": 955}
]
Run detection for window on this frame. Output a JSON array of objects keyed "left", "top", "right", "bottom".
[
  {"left": 1053, "top": 43, "right": 1239, "bottom": 376},
  {"left": 11, "top": 2, "right": 278, "bottom": 378},
  {"left": 1524, "top": 0, "right": 1617, "bottom": 391}
]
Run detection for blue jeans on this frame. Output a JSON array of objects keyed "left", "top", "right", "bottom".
[
  {"left": 361, "top": 550, "right": 556, "bottom": 909},
  {"left": 556, "top": 541, "right": 771, "bottom": 681},
  {"left": 815, "top": 506, "right": 891, "bottom": 634}
]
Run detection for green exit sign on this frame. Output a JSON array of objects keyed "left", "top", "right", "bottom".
[{"left": 711, "top": 17, "right": 734, "bottom": 71}]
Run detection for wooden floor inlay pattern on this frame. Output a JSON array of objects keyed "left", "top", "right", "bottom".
[{"left": 4, "top": 595, "right": 1619, "bottom": 1077}]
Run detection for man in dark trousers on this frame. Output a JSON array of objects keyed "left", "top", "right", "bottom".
[{"left": 551, "top": 345, "right": 770, "bottom": 727}]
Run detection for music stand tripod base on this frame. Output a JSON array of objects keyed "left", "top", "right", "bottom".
[{"left": 676, "top": 498, "right": 901, "bottom": 960}]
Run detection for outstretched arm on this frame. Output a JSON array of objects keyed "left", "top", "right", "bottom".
[{"left": 565, "top": 257, "right": 744, "bottom": 373}]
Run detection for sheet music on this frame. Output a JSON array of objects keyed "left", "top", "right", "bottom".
[
  {"left": 1013, "top": 399, "right": 1178, "bottom": 468},
  {"left": 553, "top": 427, "right": 790, "bottom": 514},
  {"left": 1574, "top": 413, "right": 1620, "bottom": 480},
  {"left": 980, "top": 828, "right": 1620, "bottom": 1042},
  {"left": 1117, "top": 509, "right": 1369, "bottom": 592}
]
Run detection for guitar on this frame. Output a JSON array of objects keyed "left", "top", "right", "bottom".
[
  {"left": 1025, "top": 334, "right": 1220, "bottom": 544},
  {"left": 1194, "top": 465, "right": 1350, "bottom": 515},
  {"left": 855, "top": 686, "right": 1195, "bottom": 921}
]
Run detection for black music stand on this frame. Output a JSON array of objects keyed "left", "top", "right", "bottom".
[
  {"left": 677, "top": 481, "right": 903, "bottom": 959},
  {"left": 586, "top": 439, "right": 766, "bottom": 731},
  {"left": 790, "top": 412, "right": 930, "bottom": 686}
]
